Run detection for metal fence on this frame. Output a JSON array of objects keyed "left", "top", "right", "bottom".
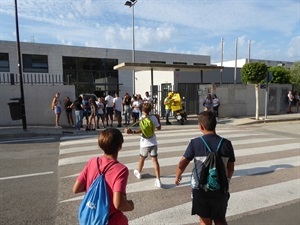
[{"left": 0, "top": 73, "right": 63, "bottom": 85}]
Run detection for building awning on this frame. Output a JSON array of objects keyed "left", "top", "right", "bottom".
[{"left": 113, "top": 62, "right": 223, "bottom": 72}]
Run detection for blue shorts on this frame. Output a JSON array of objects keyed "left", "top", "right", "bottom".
[
  {"left": 132, "top": 112, "right": 139, "bottom": 119},
  {"left": 54, "top": 106, "right": 61, "bottom": 114}
]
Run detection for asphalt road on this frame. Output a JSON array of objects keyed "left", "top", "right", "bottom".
[
  {"left": 0, "top": 137, "right": 60, "bottom": 225},
  {"left": 0, "top": 120, "right": 299, "bottom": 225}
]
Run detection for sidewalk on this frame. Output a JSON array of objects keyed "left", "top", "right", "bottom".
[{"left": 0, "top": 113, "right": 299, "bottom": 139}]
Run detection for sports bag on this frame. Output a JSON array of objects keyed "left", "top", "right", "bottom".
[
  {"left": 139, "top": 116, "right": 155, "bottom": 138},
  {"left": 51, "top": 98, "right": 55, "bottom": 110},
  {"left": 198, "top": 137, "right": 228, "bottom": 195},
  {"left": 78, "top": 158, "right": 116, "bottom": 225}
]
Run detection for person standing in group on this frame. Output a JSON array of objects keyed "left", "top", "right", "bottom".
[
  {"left": 287, "top": 90, "right": 294, "bottom": 113},
  {"left": 131, "top": 95, "right": 140, "bottom": 124},
  {"left": 137, "top": 94, "right": 143, "bottom": 118},
  {"left": 105, "top": 92, "right": 114, "bottom": 127},
  {"left": 73, "top": 128, "right": 134, "bottom": 225},
  {"left": 96, "top": 97, "right": 106, "bottom": 129},
  {"left": 143, "top": 91, "right": 153, "bottom": 105},
  {"left": 294, "top": 91, "right": 300, "bottom": 113},
  {"left": 123, "top": 93, "right": 131, "bottom": 125},
  {"left": 129, "top": 103, "right": 162, "bottom": 188},
  {"left": 212, "top": 94, "right": 220, "bottom": 120},
  {"left": 175, "top": 111, "right": 235, "bottom": 225},
  {"left": 203, "top": 94, "right": 212, "bottom": 111},
  {"left": 81, "top": 95, "right": 91, "bottom": 130},
  {"left": 52, "top": 92, "right": 62, "bottom": 128},
  {"left": 113, "top": 93, "right": 123, "bottom": 127},
  {"left": 64, "top": 96, "right": 74, "bottom": 127},
  {"left": 164, "top": 92, "right": 174, "bottom": 125},
  {"left": 70, "top": 96, "right": 84, "bottom": 131},
  {"left": 88, "top": 98, "right": 97, "bottom": 130}
]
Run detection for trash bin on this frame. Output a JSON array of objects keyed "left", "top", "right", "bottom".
[{"left": 8, "top": 101, "right": 22, "bottom": 120}]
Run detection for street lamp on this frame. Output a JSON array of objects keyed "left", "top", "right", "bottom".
[
  {"left": 125, "top": 0, "right": 137, "bottom": 95},
  {"left": 14, "top": 0, "right": 27, "bottom": 130}
]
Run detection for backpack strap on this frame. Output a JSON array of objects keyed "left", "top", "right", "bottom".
[
  {"left": 200, "top": 137, "right": 223, "bottom": 153},
  {"left": 96, "top": 157, "right": 118, "bottom": 175}
]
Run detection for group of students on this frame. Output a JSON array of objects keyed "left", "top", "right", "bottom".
[
  {"left": 203, "top": 94, "right": 221, "bottom": 119},
  {"left": 51, "top": 91, "right": 155, "bottom": 130},
  {"left": 73, "top": 107, "right": 235, "bottom": 225}
]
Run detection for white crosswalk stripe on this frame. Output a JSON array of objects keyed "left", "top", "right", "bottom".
[{"left": 55, "top": 124, "right": 300, "bottom": 225}]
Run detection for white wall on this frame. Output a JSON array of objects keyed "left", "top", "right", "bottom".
[
  {"left": 0, "top": 84, "right": 75, "bottom": 126},
  {"left": 199, "top": 84, "right": 292, "bottom": 117}
]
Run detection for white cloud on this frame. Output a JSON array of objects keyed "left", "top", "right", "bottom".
[
  {"left": 287, "top": 36, "right": 300, "bottom": 58},
  {"left": 0, "top": 0, "right": 299, "bottom": 62}
]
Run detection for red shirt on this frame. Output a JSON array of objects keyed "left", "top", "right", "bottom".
[{"left": 77, "top": 156, "right": 129, "bottom": 225}]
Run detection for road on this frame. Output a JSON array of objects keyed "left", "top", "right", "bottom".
[
  {"left": 0, "top": 137, "right": 59, "bottom": 225},
  {"left": 0, "top": 120, "right": 299, "bottom": 225}
]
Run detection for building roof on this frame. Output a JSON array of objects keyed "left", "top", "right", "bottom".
[{"left": 114, "top": 62, "right": 223, "bottom": 72}]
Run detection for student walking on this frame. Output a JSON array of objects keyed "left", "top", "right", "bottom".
[
  {"left": 129, "top": 103, "right": 162, "bottom": 188},
  {"left": 175, "top": 111, "right": 235, "bottom": 225},
  {"left": 73, "top": 128, "right": 134, "bottom": 224}
]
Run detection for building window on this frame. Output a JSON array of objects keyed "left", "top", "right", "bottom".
[
  {"left": 194, "top": 63, "right": 206, "bottom": 66},
  {"left": 0, "top": 53, "right": 9, "bottom": 72},
  {"left": 22, "top": 54, "right": 48, "bottom": 73},
  {"left": 62, "top": 56, "right": 119, "bottom": 96},
  {"left": 173, "top": 62, "right": 187, "bottom": 65},
  {"left": 150, "top": 61, "right": 166, "bottom": 64}
]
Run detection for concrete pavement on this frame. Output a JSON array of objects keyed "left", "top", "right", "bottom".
[{"left": 0, "top": 113, "right": 299, "bottom": 139}]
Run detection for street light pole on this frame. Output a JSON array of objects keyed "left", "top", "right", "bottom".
[
  {"left": 125, "top": 0, "right": 137, "bottom": 95},
  {"left": 14, "top": 0, "right": 27, "bottom": 130}
]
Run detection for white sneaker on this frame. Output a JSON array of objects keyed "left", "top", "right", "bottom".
[
  {"left": 133, "top": 169, "right": 141, "bottom": 179},
  {"left": 155, "top": 179, "right": 161, "bottom": 188}
]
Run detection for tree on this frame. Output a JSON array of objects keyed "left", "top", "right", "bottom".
[
  {"left": 241, "top": 62, "right": 268, "bottom": 120},
  {"left": 269, "top": 66, "right": 290, "bottom": 84},
  {"left": 289, "top": 61, "right": 300, "bottom": 91}
]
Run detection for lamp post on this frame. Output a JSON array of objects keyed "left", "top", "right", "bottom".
[
  {"left": 125, "top": 0, "right": 137, "bottom": 95},
  {"left": 14, "top": 0, "right": 27, "bottom": 130}
]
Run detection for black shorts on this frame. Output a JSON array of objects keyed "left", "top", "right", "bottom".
[
  {"left": 192, "top": 188, "right": 229, "bottom": 220},
  {"left": 106, "top": 107, "right": 114, "bottom": 116}
]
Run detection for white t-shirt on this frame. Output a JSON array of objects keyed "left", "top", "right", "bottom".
[
  {"left": 212, "top": 98, "right": 219, "bottom": 107},
  {"left": 140, "top": 115, "right": 160, "bottom": 148},
  {"left": 132, "top": 101, "right": 140, "bottom": 113},
  {"left": 96, "top": 102, "right": 104, "bottom": 114},
  {"left": 105, "top": 95, "right": 114, "bottom": 107},
  {"left": 143, "top": 96, "right": 152, "bottom": 104},
  {"left": 113, "top": 97, "right": 123, "bottom": 112}
]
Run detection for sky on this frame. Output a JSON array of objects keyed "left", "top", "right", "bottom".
[{"left": 0, "top": 0, "right": 299, "bottom": 64}]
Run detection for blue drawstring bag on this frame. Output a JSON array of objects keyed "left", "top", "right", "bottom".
[{"left": 78, "top": 158, "right": 115, "bottom": 225}]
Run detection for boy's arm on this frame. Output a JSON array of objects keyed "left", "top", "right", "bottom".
[
  {"left": 175, "top": 157, "right": 190, "bottom": 185},
  {"left": 113, "top": 192, "right": 134, "bottom": 212},
  {"left": 227, "top": 161, "right": 234, "bottom": 181},
  {"left": 72, "top": 180, "right": 86, "bottom": 194}
]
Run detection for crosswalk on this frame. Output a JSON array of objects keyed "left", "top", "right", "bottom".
[{"left": 55, "top": 123, "right": 300, "bottom": 225}]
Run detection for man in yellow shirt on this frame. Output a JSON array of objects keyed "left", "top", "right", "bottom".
[{"left": 164, "top": 92, "right": 174, "bottom": 125}]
